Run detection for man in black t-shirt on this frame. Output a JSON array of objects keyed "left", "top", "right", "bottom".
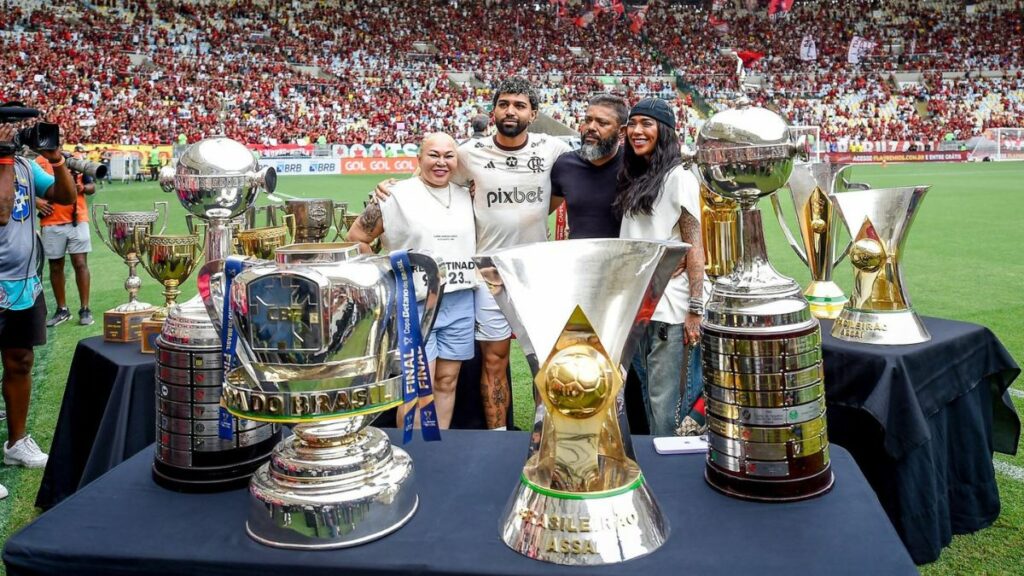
[{"left": 550, "top": 93, "right": 627, "bottom": 239}]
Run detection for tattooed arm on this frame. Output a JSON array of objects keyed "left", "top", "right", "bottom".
[
  {"left": 679, "top": 209, "right": 705, "bottom": 345},
  {"left": 346, "top": 199, "right": 385, "bottom": 254}
]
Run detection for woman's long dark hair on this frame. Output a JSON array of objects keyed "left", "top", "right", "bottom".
[{"left": 613, "top": 123, "right": 681, "bottom": 218}]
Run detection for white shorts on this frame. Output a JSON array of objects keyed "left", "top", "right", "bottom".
[
  {"left": 41, "top": 223, "right": 92, "bottom": 260},
  {"left": 474, "top": 283, "right": 512, "bottom": 341}
]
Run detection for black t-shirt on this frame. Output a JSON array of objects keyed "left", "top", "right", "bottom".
[{"left": 550, "top": 148, "right": 623, "bottom": 239}]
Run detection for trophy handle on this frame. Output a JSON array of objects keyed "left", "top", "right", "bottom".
[
  {"left": 405, "top": 252, "right": 446, "bottom": 341},
  {"left": 190, "top": 232, "right": 207, "bottom": 273},
  {"left": 132, "top": 227, "right": 154, "bottom": 277},
  {"left": 283, "top": 213, "right": 296, "bottom": 242},
  {"left": 769, "top": 193, "right": 809, "bottom": 266},
  {"left": 333, "top": 204, "right": 348, "bottom": 241},
  {"left": 91, "top": 203, "right": 114, "bottom": 252},
  {"left": 197, "top": 260, "right": 225, "bottom": 336},
  {"left": 153, "top": 201, "right": 169, "bottom": 234}
]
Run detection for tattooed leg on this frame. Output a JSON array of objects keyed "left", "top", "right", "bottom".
[{"left": 480, "top": 338, "right": 511, "bottom": 429}]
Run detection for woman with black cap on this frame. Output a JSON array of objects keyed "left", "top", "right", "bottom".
[{"left": 615, "top": 98, "right": 711, "bottom": 437}]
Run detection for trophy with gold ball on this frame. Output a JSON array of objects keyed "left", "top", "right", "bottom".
[{"left": 476, "top": 238, "right": 684, "bottom": 565}]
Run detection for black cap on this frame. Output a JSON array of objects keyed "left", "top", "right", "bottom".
[{"left": 629, "top": 98, "right": 675, "bottom": 130}]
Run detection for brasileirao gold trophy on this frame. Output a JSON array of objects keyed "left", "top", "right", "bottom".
[
  {"left": 476, "top": 238, "right": 686, "bottom": 565},
  {"left": 831, "top": 185, "right": 931, "bottom": 345}
]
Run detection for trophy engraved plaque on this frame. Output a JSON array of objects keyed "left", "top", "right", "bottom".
[
  {"left": 476, "top": 239, "right": 683, "bottom": 565},
  {"left": 93, "top": 202, "right": 168, "bottom": 341},
  {"left": 693, "top": 98, "right": 834, "bottom": 502},
  {"left": 831, "top": 186, "right": 931, "bottom": 345},
  {"left": 771, "top": 162, "right": 854, "bottom": 319}
]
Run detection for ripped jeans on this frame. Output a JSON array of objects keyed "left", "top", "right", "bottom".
[{"left": 631, "top": 321, "right": 703, "bottom": 437}]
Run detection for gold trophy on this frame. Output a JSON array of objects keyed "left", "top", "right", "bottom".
[
  {"left": 700, "top": 184, "right": 740, "bottom": 279},
  {"left": 832, "top": 186, "right": 931, "bottom": 345},
  {"left": 476, "top": 239, "right": 685, "bottom": 565},
  {"left": 236, "top": 214, "right": 295, "bottom": 259},
  {"left": 770, "top": 162, "right": 854, "bottom": 319},
  {"left": 332, "top": 202, "right": 349, "bottom": 240},
  {"left": 92, "top": 202, "right": 168, "bottom": 342},
  {"left": 134, "top": 230, "right": 204, "bottom": 353}
]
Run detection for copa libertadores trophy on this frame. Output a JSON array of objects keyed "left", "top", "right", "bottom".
[
  {"left": 152, "top": 137, "right": 280, "bottom": 491},
  {"left": 476, "top": 239, "right": 683, "bottom": 565},
  {"left": 693, "top": 94, "right": 834, "bottom": 501},
  {"left": 770, "top": 162, "right": 854, "bottom": 319},
  {"left": 200, "top": 243, "right": 444, "bottom": 549},
  {"left": 831, "top": 186, "right": 931, "bottom": 345}
]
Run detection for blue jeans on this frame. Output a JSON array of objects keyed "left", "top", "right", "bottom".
[{"left": 632, "top": 321, "right": 703, "bottom": 436}]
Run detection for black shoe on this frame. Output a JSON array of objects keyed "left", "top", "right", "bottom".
[
  {"left": 79, "top": 308, "right": 95, "bottom": 326},
  {"left": 46, "top": 308, "right": 71, "bottom": 328}
]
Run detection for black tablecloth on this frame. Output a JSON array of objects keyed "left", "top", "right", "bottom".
[
  {"left": 34, "top": 336, "right": 156, "bottom": 510},
  {"left": 4, "top": 430, "right": 915, "bottom": 576},
  {"left": 821, "top": 316, "right": 1021, "bottom": 564}
]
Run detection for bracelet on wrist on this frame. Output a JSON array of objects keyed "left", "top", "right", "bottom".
[{"left": 49, "top": 155, "right": 66, "bottom": 168}]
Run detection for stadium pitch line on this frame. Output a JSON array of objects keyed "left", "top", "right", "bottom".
[
  {"left": 1010, "top": 388, "right": 1024, "bottom": 399},
  {"left": 995, "top": 460, "right": 1024, "bottom": 483}
]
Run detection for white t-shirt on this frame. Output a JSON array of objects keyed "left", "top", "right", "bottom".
[
  {"left": 379, "top": 177, "right": 477, "bottom": 298},
  {"left": 455, "top": 134, "right": 571, "bottom": 253},
  {"left": 619, "top": 165, "right": 712, "bottom": 324}
]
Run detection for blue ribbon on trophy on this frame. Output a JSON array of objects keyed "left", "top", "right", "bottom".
[
  {"left": 390, "top": 250, "right": 441, "bottom": 443},
  {"left": 218, "top": 256, "right": 248, "bottom": 441}
]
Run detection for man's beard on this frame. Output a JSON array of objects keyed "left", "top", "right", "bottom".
[
  {"left": 578, "top": 132, "right": 619, "bottom": 162},
  {"left": 496, "top": 118, "right": 529, "bottom": 138}
]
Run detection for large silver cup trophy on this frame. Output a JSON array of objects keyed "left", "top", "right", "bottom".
[
  {"left": 92, "top": 202, "right": 168, "bottom": 341},
  {"left": 831, "top": 186, "right": 931, "bottom": 345},
  {"left": 153, "top": 137, "right": 280, "bottom": 491},
  {"left": 770, "top": 162, "right": 854, "bottom": 319},
  {"left": 476, "top": 239, "right": 683, "bottom": 565},
  {"left": 693, "top": 98, "right": 834, "bottom": 501},
  {"left": 199, "top": 243, "right": 445, "bottom": 549}
]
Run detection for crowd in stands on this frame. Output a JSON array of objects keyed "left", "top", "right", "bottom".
[{"left": 0, "top": 0, "right": 1020, "bottom": 148}]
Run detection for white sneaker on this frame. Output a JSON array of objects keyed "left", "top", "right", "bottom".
[
  {"left": 0, "top": 482, "right": 7, "bottom": 499},
  {"left": 4, "top": 435, "right": 49, "bottom": 468}
]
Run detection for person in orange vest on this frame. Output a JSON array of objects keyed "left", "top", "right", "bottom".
[{"left": 35, "top": 147, "right": 95, "bottom": 326}]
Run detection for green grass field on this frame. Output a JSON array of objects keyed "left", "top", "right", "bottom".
[{"left": 0, "top": 162, "right": 1021, "bottom": 574}]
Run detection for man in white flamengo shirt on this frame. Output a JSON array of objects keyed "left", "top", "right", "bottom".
[
  {"left": 456, "top": 78, "right": 569, "bottom": 430},
  {"left": 348, "top": 133, "right": 476, "bottom": 429},
  {"left": 376, "top": 77, "right": 570, "bottom": 430}
]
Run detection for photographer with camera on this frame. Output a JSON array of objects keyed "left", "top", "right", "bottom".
[
  {"left": 0, "top": 106, "right": 76, "bottom": 500},
  {"left": 35, "top": 146, "right": 99, "bottom": 327}
]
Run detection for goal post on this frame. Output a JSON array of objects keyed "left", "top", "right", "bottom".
[
  {"left": 790, "top": 125, "right": 822, "bottom": 162},
  {"left": 970, "top": 128, "right": 1024, "bottom": 161}
]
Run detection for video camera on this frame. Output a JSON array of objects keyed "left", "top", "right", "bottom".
[{"left": 0, "top": 103, "right": 60, "bottom": 153}]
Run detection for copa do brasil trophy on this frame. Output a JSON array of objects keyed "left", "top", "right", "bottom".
[
  {"left": 476, "top": 238, "right": 684, "bottom": 565},
  {"left": 692, "top": 98, "right": 834, "bottom": 501},
  {"left": 152, "top": 137, "right": 280, "bottom": 491},
  {"left": 200, "top": 241, "right": 446, "bottom": 549}
]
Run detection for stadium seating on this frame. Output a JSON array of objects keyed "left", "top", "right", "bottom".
[{"left": 0, "top": 0, "right": 1019, "bottom": 147}]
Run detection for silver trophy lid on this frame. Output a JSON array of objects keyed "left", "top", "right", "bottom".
[
  {"left": 158, "top": 295, "right": 220, "bottom": 348},
  {"left": 162, "top": 137, "right": 276, "bottom": 220},
  {"left": 695, "top": 102, "right": 797, "bottom": 203}
]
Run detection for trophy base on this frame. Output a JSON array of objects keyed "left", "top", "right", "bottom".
[
  {"left": 499, "top": 473, "right": 669, "bottom": 565},
  {"left": 151, "top": 432, "right": 280, "bottom": 493},
  {"left": 832, "top": 308, "right": 930, "bottom": 345},
  {"left": 705, "top": 458, "right": 834, "bottom": 502},
  {"left": 103, "top": 307, "right": 153, "bottom": 342},
  {"left": 706, "top": 278, "right": 816, "bottom": 336},
  {"left": 804, "top": 281, "right": 847, "bottom": 320},
  {"left": 245, "top": 426, "right": 418, "bottom": 549},
  {"left": 139, "top": 318, "right": 165, "bottom": 354}
]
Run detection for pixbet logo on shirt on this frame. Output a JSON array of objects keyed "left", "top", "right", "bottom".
[{"left": 485, "top": 186, "right": 544, "bottom": 208}]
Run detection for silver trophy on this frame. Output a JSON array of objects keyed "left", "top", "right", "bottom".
[
  {"left": 693, "top": 98, "right": 833, "bottom": 502},
  {"left": 280, "top": 198, "right": 338, "bottom": 243},
  {"left": 831, "top": 186, "right": 931, "bottom": 345},
  {"left": 154, "top": 137, "right": 280, "bottom": 491},
  {"left": 770, "top": 162, "right": 854, "bottom": 319},
  {"left": 160, "top": 137, "right": 277, "bottom": 263},
  {"left": 199, "top": 243, "right": 445, "bottom": 549},
  {"left": 476, "top": 239, "right": 683, "bottom": 565}
]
